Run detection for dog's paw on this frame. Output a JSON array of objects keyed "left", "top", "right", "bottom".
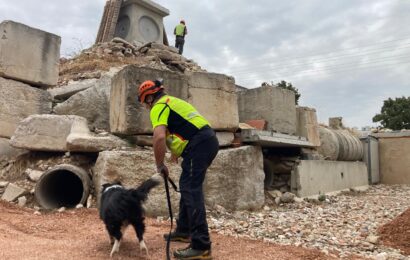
[
  {"left": 110, "top": 239, "right": 121, "bottom": 257},
  {"left": 139, "top": 240, "right": 148, "bottom": 255}
]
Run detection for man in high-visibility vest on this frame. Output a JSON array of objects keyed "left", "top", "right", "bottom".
[
  {"left": 174, "top": 20, "right": 188, "bottom": 55},
  {"left": 137, "top": 79, "right": 218, "bottom": 259}
]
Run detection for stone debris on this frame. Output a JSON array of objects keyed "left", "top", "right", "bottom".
[
  {"left": 58, "top": 39, "right": 204, "bottom": 86},
  {"left": 207, "top": 185, "right": 410, "bottom": 259},
  {"left": 1, "top": 183, "right": 26, "bottom": 202},
  {"left": 17, "top": 196, "right": 27, "bottom": 207},
  {"left": 25, "top": 168, "right": 44, "bottom": 182}
]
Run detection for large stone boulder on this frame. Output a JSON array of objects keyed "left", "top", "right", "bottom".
[
  {"left": 205, "top": 146, "right": 265, "bottom": 211},
  {"left": 237, "top": 86, "right": 297, "bottom": 135},
  {"left": 110, "top": 66, "right": 239, "bottom": 135},
  {"left": 53, "top": 75, "right": 113, "bottom": 131},
  {"left": 92, "top": 150, "right": 181, "bottom": 217},
  {"left": 0, "top": 77, "right": 52, "bottom": 138},
  {"left": 0, "top": 20, "right": 61, "bottom": 87}
]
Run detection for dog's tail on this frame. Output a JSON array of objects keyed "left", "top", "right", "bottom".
[{"left": 132, "top": 173, "right": 162, "bottom": 201}]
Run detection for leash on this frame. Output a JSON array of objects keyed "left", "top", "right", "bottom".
[{"left": 163, "top": 174, "right": 179, "bottom": 260}]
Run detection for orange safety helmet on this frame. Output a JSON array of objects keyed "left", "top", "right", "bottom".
[{"left": 137, "top": 79, "right": 164, "bottom": 104}]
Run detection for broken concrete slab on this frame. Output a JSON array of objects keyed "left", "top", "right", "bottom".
[
  {"left": 0, "top": 77, "right": 52, "bottom": 138},
  {"left": 92, "top": 150, "right": 181, "bottom": 217},
  {"left": 53, "top": 75, "right": 113, "bottom": 131},
  {"left": 10, "top": 115, "right": 85, "bottom": 152},
  {"left": 66, "top": 118, "right": 130, "bottom": 152},
  {"left": 48, "top": 78, "right": 98, "bottom": 100},
  {"left": 110, "top": 65, "right": 239, "bottom": 135},
  {"left": 186, "top": 72, "right": 239, "bottom": 131},
  {"left": 296, "top": 106, "right": 321, "bottom": 147},
  {"left": 291, "top": 160, "right": 368, "bottom": 197},
  {"left": 1, "top": 183, "right": 26, "bottom": 202},
  {"left": 205, "top": 146, "right": 265, "bottom": 211},
  {"left": 0, "top": 181, "right": 9, "bottom": 188},
  {"left": 238, "top": 86, "right": 297, "bottom": 135},
  {"left": 241, "top": 129, "right": 314, "bottom": 148},
  {"left": 0, "top": 20, "right": 61, "bottom": 87}
]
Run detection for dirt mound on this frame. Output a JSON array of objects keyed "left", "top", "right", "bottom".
[
  {"left": 58, "top": 39, "right": 204, "bottom": 86},
  {"left": 0, "top": 200, "right": 338, "bottom": 260},
  {"left": 378, "top": 207, "right": 410, "bottom": 255}
]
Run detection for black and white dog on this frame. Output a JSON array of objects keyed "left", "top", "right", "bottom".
[{"left": 100, "top": 174, "right": 161, "bottom": 257}]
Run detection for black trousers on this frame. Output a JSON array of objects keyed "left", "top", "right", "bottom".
[
  {"left": 175, "top": 36, "right": 185, "bottom": 55},
  {"left": 176, "top": 128, "right": 219, "bottom": 250}
]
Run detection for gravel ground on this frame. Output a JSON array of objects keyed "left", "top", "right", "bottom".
[{"left": 207, "top": 184, "right": 410, "bottom": 259}]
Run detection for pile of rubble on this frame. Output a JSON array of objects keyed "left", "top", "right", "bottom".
[
  {"left": 58, "top": 38, "right": 205, "bottom": 85},
  {"left": 207, "top": 185, "right": 410, "bottom": 259}
]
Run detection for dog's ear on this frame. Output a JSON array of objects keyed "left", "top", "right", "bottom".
[{"left": 102, "top": 183, "right": 110, "bottom": 190}]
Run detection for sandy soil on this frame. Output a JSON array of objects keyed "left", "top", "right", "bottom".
[
  {"left": 0, "top": 201, "right": 342, "bottom": 260},
  {"left": 379, "top": 208, "right": 410, "bottom": 256}
]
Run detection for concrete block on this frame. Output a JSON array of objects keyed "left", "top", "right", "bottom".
[
  {"left": 53, "top": 75, "right": 112, "bottom": 131},
  {"left": 114, "top": 0, "right": 169, "bottom": 45},
  {"left": 0, "top": 21, "right": 61, "bottom": 87},
  {"left": 92, "top": 150, "right": 181, "bottom": 217},
  {"left": 205, "top": 146, "right": 265, "bottom": 211},
  {"left": 186, "top": 72, "right": 239, "bottom": 131},
  {"left": 10, "top": 115, "right": 85, "bottom": 152},
  {"left": 0, "top": 77, "right": 52, "bottom": 138},
  {"left": 291, "top": 160, "right": 368, "bottom": 197},
  {"left": 110, "top": 66, "right": 239, "bottom": 135},
  {"left": 296, "top": 106, "right": 321, "bottom": 147},
  {"left": 378, "top": 137, "right": 410, "bottom": 184},
  {"left": 110, "top": 65, "right": 188, "bottom": 135},
  {"left": 47, "top": 78, "right": 98, "bottom": 100},
  {"left": 237, "top": 86, "right": 297, "bottom": 134},
  {"left": 1, "top": 183, "right": 26, "bottom": 202}
]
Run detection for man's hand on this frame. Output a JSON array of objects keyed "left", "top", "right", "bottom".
[{"left": 157, "top": 163, "right": 169, "bottom": 178}]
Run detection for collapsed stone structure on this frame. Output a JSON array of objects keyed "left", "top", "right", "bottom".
[{"left": 0, "top": 17, "right": 376, "bottom": 215}]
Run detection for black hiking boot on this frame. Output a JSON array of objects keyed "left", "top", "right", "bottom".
[
  {"left": 173, "top": 246, "right": 212, "bottom": 259},
  {"left": 163, "top": 231, "right": 190, "bottom": 243}
]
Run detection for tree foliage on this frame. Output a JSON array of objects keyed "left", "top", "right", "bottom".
[
  {"left": 373, "top": 96, "right": 410, "bottom": 130},
  {"left": 271, "top": 80, "right": 301, "bottom": 105}
]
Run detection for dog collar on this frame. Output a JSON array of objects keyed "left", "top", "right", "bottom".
[{"left": 103, "top": 185, "right": 123, "bottom": 193}]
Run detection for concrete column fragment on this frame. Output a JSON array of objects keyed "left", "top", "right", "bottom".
[
  {"left": 0, "top": 77, "right": 52, "bottom": 138},
  {"left": 296, "top": 106, "right": 321, "bottom": 147},
  {"left": 0, "top": 21, "right": 61, "bottom": 87},
  {"left": 237, "top": 86, "right": 297, "bottom": 135}
]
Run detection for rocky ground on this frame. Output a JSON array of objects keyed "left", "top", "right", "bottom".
[
  {"left": 1, "top": 180, "right": 409, "bottom": 259},
  {"left": 207, "top": 185, "right": 410, "bottom": 259}
]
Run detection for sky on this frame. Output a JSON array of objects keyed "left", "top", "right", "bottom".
[{"left": 1, "top": 0, "right": 409, "bottom": 129}]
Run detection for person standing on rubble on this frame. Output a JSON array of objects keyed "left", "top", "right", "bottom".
[
  {"left": 137, "top": 79, "right": 218, "bottom": 260},
  {"left": 174, "top": 20, "right": 187, "bottom": 55}
]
